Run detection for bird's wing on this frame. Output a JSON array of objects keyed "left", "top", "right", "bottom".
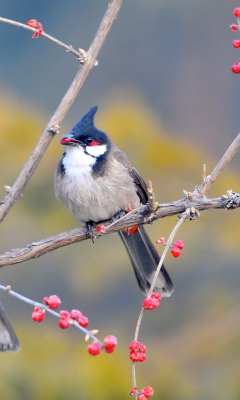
[{"left": 111, "top": 146, "right": 148, "bottom": 204}]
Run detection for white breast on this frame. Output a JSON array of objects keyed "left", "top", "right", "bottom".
[{"left": 54, "top": 146, "right": 140, "bottom": 223}]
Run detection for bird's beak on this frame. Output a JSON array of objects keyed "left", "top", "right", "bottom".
[{"left": 60, "top": 134, "right": 82, "bottom": 146}]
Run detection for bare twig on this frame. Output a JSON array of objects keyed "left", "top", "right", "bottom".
[
  {"left": 0, "top": 17, "right": 83, "bottom": 60},
  {"left": 198, "top": 132, "right": 240, "bottom": 195},
  {"left": 0, "top": 191, "right": 239, "bottom": 268},
  {"left": 132, "top": 209, "right": 191, "bottom": 399},
  {"left": 0, "top": 284, "right": 101, "bottom": 343},
  {"left": 0, "top": 0, "right": 125, "bottom": 223}
]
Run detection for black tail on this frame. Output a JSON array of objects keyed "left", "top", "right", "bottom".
[
  {"left": 118, "top": 225, "right": 174, "bottom": 296},
  {"left": 0, "top": 302, "right": 20, "bottom": 352}
]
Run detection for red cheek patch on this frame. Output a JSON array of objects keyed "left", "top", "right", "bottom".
[{"left": 89, "top": 140, "right": 100, "bottom": 146}]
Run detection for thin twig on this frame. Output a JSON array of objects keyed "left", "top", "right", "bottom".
[
  {"left": 132, "top": 209, "right": 190, "bottom": 398},
  {"left": 0, "top": 17, "right": 82, "bottom": 59},
  {"left": 198, "top": 132, "right": 240, "bottom": 195},
  {"left": 0, "top": 0, "right": 125, "bottom": 223},
  {"left": 0, "top": 284, "right": 101, "bottom": 343}
]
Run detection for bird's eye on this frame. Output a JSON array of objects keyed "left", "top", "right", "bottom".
[{"left": 85, "top": 137, "right": 93, "bottom": 144}]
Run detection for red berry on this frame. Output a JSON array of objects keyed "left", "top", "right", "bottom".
[
  {"left": 58, "top": 318, "right": 70, "bottom": 329},
  {"left": 151, "top": 292, "right": 161, "bottom": 301},
  {"left": 138, "top": 343, "right": 147, "bottom": 353},
  {"left": 27, "top": 19, "right": 42, "bottom": 29},
  {"left": 70, "top": 309, "right": 82, "bottom": 320},
  {"left": 103, "top": 335, "right": 118, "bottom": 350},
  {"left": 129, "top": 351, "right": 139, "bottom": 362},
  {"left": 233, "top": 40, "right": 240, "bottom": 49},
  {"left": 32, "top": 307, "right": 45, "bottom": 322},
  {"left": 142, "top": 297, "right": 154, "bottom": 310},
  {"left": 141, "top": 386, "right": 154, "bottom": 398},
  {"left": 233, "top": 7, "right": 240, "bottom": 17},
  {"left": 96, "top": 225, "right": 106, "bottom": 234},
  {"left": 88, "top": 341, "right": 101, "bottom": 356},
  {"left": 231, "top": 62, "right": 240, "bottom": 74},
  {"left": 230, "top": 24, "right": 238, "bottom": 31},
  {"left": 171, "top": 246, "right": 181, "bottom": 258},
  {"left": 174, "top": 240, "right": 184, "bottom": 250},
  {"left": 125, "top": 204, "right": 132, "bottom": 212},
  {"left": 59, "top": 310, "right": 70, "bottom": 319},
  {"left": 151, "top": 298, "right": 160, "bottom": 309},
  {"left": 78, "top": 315, "right": 89, "bottom": 328},
  {"left": 137, "top": 395, "right": 147, "bottom": 400},
  {"left": 43, "top": 295, "right": 61, "bottom": 309},
  {"left": 137, "top": 353, "right": 147, "bottom": 362},
  {"left": 123, "top": 226, "right": 139, "bottom": 234},
  {"left": 129, "top": 387, "right": 138, "bottom": 396},
  {"left": 129, "top": 340, "right": 139, "bottom": 351},
  {"left": 156, "top": 236, "right": 165, "bottom": 244}
]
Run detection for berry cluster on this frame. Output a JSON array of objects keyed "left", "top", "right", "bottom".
[
  {"left": 87, "top": 335, "right": 118, "bottom": 356},
  {"left": 142, "top": 292, "right": 161, "bottom": 310},
  {"left": 129, "top": 340, "right": 147, "bottom": 362},
  {"left": 27, "top": 19, "right": 44, "bottom": 38},
  {"left": 156, "top": 237, "right": 184, "bottom": 258},
  {"left": 31, "top": 294, "right": 117, "bottom": 356},
  {"left": 58, "top": 309, "right": 89, "bottom": 330},
  {"left": 129, "top": 386, "right": 154, "bottom": 399},
  {"left": 231, "top": 8, "right": 240, "bottom": 74}
]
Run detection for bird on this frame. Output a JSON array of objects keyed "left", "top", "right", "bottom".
[
  {"left": 54, "top": 106, "right": 174, "bottom": 297},
  {"left": 0, "top": 302, "right": 20, "bottom": 352}
]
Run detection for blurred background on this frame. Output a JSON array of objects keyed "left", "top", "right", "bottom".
[{"left": 0, "top": 1, "right": 240, "bottom": 399}]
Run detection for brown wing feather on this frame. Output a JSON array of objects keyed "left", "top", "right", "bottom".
[{"left": 111, "top": 146, "right": 148, "bottom": 204}]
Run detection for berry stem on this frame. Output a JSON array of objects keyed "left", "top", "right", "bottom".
[
  {"left": 131, "top": 209, "right": 190, "bottom": 398},
  {"left": 0, "top": 284, "right": 102, "bottom": 344}
]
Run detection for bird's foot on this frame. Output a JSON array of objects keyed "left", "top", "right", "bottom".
[
  {"left": 110, "top": 210, "right": 126, "bottom": 224},
  {"left": 85, "top": 221, "right": 95, "bottom": 243}
]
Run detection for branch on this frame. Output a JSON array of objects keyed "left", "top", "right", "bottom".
[
  {"left": 0, "top": 191, "right": 239, "bottom": 268},
  {"left": 0, "top": 17, "right": 83, "bottom": 59},
  {"left": 0, "top": 0, "right": 125, "bottom": 223},
  {"left": 197, "top": 132, "right": 240, "bottom": 195}
]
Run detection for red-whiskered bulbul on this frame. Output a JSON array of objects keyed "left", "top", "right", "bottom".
[
  {"left": 0, "top": 302, "right": 20, "bottom": 352},
  {"left": 54, "top": 106, "right": 173, "bottom": 296}
]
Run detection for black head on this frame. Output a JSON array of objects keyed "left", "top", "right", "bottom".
[{"left": 60, "top": 106, "right": 111, "bottom": 150}]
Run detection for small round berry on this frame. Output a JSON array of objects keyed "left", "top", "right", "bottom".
[
  {"left": 138, "top": 343, "right": 147, "bottom": 353},
  {"left": 96, "top": 225, "right": 106, "bottom": 234},
  {"left": 231, "top": 62, "right": 240, "bottom": 74},
  {"left": 43, "top": 295, "right": 61, "bottom": 309},
  {"left": 171, "top": 247, "right": 181, "bottom": 258},
  {"left": 174, "top": 240, "right": 184, "bottom": 250},
  {"left": 151, "top": 298, "right": 160, "bottom": 309},
  {"left": 142, "top": 297, "right": 154, "bottom": 310},
  {"left": 129, "top": 387, "right": 138, "bottom": 396},
  {"left": 32, "top": 307, "right": 45, "bottom": 322},
  {"left": 156, "top": 236, "right": 165, "bottom": 244},
  {"left": 141, "top": 386, "right": 154, "bottom": 398},
  {"left": 59, "top": 310, "right": 70, "bottom": 319},
  {"left": 58, "top": 318, "right": 70, "bottom": 329},
  {"left": 27, "top": 19, "right": 42, "bottom": 29},
  {"left": 123, "top": 226, "right": 139, "bottom": 234},
  {"left": 70, "top": 309, "right": 82, "bottom": 320},
  {"left": 137, "top": 353, "right": 147, "bottom": 362},
  {"left": 137, "top": 394, "right": 147, "bottom": 400},
  {"left": 129, "top": 351, "right": 139, "bottom": 362},
  {"left": 129, "top": 340, "right": 139, "bottom": 351},
  {"left": 151, "top": 292, "right": 161, "bottom": 301},
  {"left": 233, "top": 40, "right": 240, "bottom": 49},
  {"left": 230, "top": 24, "right": 238, "bottom": 31},
  {"left": 88, "top": 341, "right": 101, "bottom": 356},
  {"left": 103, "top": 335, "right": 118, "bottom": 350},
  {"left": 233, "top": 7, "right": 240, "bottom": 17},
  {"left": 78, "top": 315, "right": 89, "bottom": 328}
]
